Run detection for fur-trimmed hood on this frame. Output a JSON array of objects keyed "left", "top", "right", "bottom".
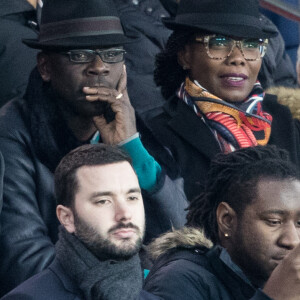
[
  {"left": 266, "top": 87, "right": 300, "bottom": 120},
  {"left": 147, "top": 227, "right": 213, "bottom": 261}
]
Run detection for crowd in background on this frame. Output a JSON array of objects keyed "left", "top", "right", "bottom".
[{"left": 0, "top": 0, "right": 300, "bottom": 299}]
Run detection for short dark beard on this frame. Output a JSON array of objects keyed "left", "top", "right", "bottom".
[
  {"left": 73, "top": 210, "right": 144, "bottom": 261},
  {"left": 228, "top": 220, "right": 270, "bottom": 288}
]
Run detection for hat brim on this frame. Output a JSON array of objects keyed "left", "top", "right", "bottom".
[
  {"left": 23, "top": 34, "right": 135, "bottom": 50},
  {"left": 163, "top": 18, "right": 278, "bottom": 39}
]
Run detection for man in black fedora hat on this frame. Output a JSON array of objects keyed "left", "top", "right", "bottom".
[{"left": 0, "top": 0, "right": 187, "bottom": 295}]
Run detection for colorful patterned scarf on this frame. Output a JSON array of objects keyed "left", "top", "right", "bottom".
[{"left": 177, "top": 77, "right": 272, "bottom": 153}]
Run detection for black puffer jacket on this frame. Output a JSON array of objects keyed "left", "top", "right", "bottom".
[{"left": 0, "top": 69, "right": 187, "bottom": 296}]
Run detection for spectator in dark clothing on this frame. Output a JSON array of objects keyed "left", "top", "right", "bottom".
[
  {"left": 0, "top": 152, "right": 4, "bottom": 234},
  {"left": 258, "top": 14, "right": 297, "bottom": 89},
  {"left": 148, "top": 0, "right": 300, "bottom": 201},
  {"left": 0, "top": 0, "right": 38, "bottom": 107},
  {"left": 261, "top": 2, "right": 300, "bottom": 67},
  {"left": 1, "top": 145, "right": 159, "bottom": 300},
  {"left": 296, "top": 44, "right": 300, "bottom": 85},
  {"left": 145, "top": 145, "right": 300, "bottom": 300},
  {"left": 0, "top": 0, "right": 187, "bottom": 296},
  {"left": 115, "top": 0, "right": 172, "bottom": 122}
]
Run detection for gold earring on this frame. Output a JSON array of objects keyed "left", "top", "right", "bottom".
[{"left": 224, "top": 233, "right": 229, "bottom": 238}]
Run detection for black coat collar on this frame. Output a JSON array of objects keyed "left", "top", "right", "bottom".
[
  {"left": 49, "top": 259, "right": 82, "bottom": 297},
  {"left": 163, "top": 96, "right": 221, "bottom": 160}
]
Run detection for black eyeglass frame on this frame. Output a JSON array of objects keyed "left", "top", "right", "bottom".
[
  {"left": 195, "top": 35, "right": 269, "bottom": 61},
  {"left": 61, "top": 48, "right": 126, "bottom": 64}
]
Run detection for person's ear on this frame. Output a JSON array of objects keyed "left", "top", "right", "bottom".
[
  {"left": 56, "top": 205, "right": 75, "bottom": 233},
  {"left": 177, "top": 45, "right": 192, "bottom": 70},
  {"left": 37, "top": 52, "right": 52, "bottom": 82},
  {"left": 216, "top": 202, "right": 237, "bottom": 239}
]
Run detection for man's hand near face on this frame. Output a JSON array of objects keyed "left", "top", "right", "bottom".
[
  {"left": 83, "top": 65, "right": 137, "bottom": 145},
  {"left": 263, "top": 243, "right": 300, "bottom": 300}
]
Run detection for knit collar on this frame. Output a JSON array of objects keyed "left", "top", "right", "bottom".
[{"left": 55, "top": 226, "right": 143, "bottom": 300}]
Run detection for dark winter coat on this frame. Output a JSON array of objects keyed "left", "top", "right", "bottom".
[
  {"left": 1, "top": 259, "right": 160, "bottom": 300},
  {"left": 0, "top": 70, "right": 187, "bottom": 296},
  {"left": 115, "top": 0, "right": 172, "bottom": 122},
  {"left": 149, "top": 93, "right": 300, "bottom": 201},
  {"left": 0, "top": 152, "right": 4, "bottom": 233},
  {"left": 144, "top": 227, "right": 273, "bottom": 300},
  {"left": 258, "top": 14, "right": 297, "bottom": 89},
  {"left": 0, "top": 0, "right": 38, "bottom": 107}
]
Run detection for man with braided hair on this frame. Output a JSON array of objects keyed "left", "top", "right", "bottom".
[{"left": 145, "top": 145, "right": 300, "bottom": 300}]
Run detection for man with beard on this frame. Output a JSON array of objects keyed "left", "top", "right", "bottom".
[
  {"left": 1, "top": 144, "right": 159, "bottom": 299},
  {"left": 0, "top": 0, "right": 187, "bottom": 295},
  {"left": 145, "top": 145, "right": 300, "bottom": 300}
]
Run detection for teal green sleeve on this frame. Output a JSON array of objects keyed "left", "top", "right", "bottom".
[{"left": 119, "top": 137, "right": 161, "bottom": 191}]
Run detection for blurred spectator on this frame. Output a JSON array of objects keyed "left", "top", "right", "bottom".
[
  {"left": 296, "top": 44, "right": 300, "bottom": 85},
  {"left": 115, "top": 0, "right": 173, "bottom": 122},
  {"left": 0, "top": 152, "right": 3, "bottom": 234},
  {"left": 258, "top": 14, "right": 297, "bottom": 89},
  {"left": 266, "top": 86, "right": 300, "bottom": 120},
  {"left": 261, "top": 0, "right": 300, "bottom": 66},
  {"left": 0, "top": 0, "right": 39, "bottom": 107}
]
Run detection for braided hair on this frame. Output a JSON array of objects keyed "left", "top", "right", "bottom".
[
  {"left": 186, "top": 145, "right": 300, "bottom": 244},
  {"left": 154, "top": 30, "right": 196, "bottom": 99}
]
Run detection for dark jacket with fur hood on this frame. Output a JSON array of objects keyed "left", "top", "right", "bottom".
[
  {"left": 144, "top": 227, "right": 273, "bottom": 300},
  {"left": 266, "top": 86, "right": 300, "bottom": 120}
]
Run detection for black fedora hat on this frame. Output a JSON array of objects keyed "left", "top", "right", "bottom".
[
  {"left": 163, "top": 0, "right": 278, "bottom": 39},
  {"left": 23, "top": 0, "right": 132, "bottom": 50}
]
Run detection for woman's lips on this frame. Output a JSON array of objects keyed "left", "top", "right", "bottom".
[{"left": 220, "top": 73, "right": 248, "bottom": 87}]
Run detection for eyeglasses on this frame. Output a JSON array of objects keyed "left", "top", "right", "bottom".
[
  {"left": 61, "top": 48, "right": 126, "bottom": 64},
  {"left": 195, "top": 35, "right": 268, "bottom": 61}
]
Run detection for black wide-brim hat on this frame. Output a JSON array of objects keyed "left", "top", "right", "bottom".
[
  {"left": 163, "top": 0, "right": 278, "bottom": 39},
  {"left": 23, "top": 0, "right": 133, "bottom": 50}
]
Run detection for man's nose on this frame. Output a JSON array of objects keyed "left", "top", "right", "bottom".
[
  {"left": 278, "top": 222, "right": 300, "bottom": 250},
  {"left": 86, "top": 55, "right": 109, "bottom": 76},
  {"left": 115, "top": 200, "right": 132, "bottom": 222}
]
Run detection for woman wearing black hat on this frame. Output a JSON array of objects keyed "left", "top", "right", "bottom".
[{"left": 149, "top": 0, "right": 300, "bottom": 201}]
